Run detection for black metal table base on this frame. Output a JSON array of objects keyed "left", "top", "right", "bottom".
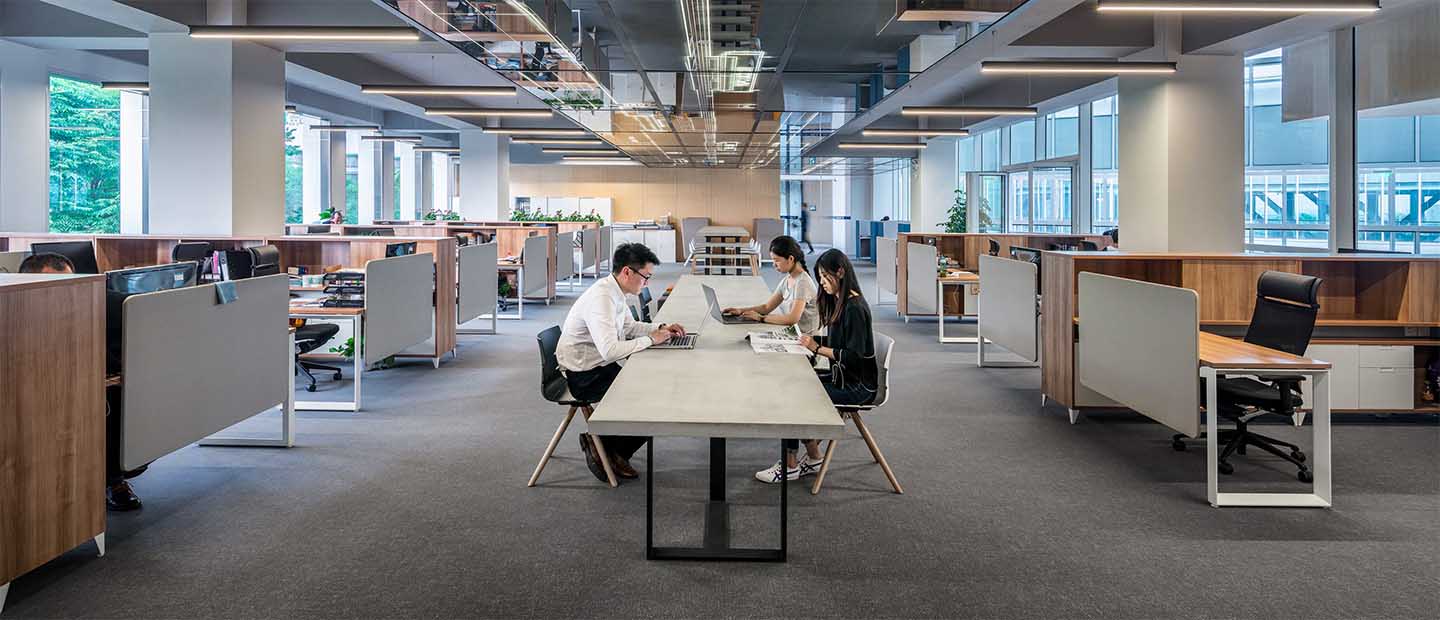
[{"left": 645, "top": 438, "right": 787, "bottom": 562}]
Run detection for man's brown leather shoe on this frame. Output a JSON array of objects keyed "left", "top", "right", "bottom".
[{"left": 611, "top": 454, "right": 639, "bottom": 479}]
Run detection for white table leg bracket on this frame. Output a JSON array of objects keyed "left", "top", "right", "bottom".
[{"left": 1203, "top": 366, "right": 1332, "bottom": 508}]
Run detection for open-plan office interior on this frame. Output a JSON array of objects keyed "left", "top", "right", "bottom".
[{"left": 0, "top": 1, "right": 1437, "bottom": 618}]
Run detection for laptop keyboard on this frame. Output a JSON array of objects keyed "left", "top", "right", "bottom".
[{"left": 654, "top": 334, "right": 697, "bottom": 349}]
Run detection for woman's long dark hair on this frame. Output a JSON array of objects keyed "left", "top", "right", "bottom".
[
  {"left": 769, "top": 235, "right": 807, "bottom": 272},
  {"left": 814, "top": 249, "right": 864, "bottom": 325}
]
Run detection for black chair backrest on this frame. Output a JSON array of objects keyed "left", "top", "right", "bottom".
[
  {"left": 172, "top": 241, "right": 212, "bottom": 263},
  {"left": 32, "top": 241, "right": 100, "bottom": 274},
  {"left": 537, "top": 326, "right": 568, "bottom": 403},
  {"left": 1103, "top": 228, "right": 1119, "bottom": 245},
  {"left": 249, "top": 244, "right": 282, "bottom": 277},
  {"left": 1243, "top": 271, "right": 1322, "bottom": 356},
  {"left": 638, "top": 287, "right": 654, "bottom": 322},
  {"left": 1080, "top": 240, "right": 1100, "bottom": 251},
  {"left": 987, "top": 239, "right": 1000, "bottom": 256}
]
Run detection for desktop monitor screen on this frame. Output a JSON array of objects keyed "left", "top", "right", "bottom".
[
  {"left": 385, "top": 241, "right": 418, "bottom": 257},
  {"left": 32, "top": 241, "right": 100, "bottom": 274},
  {"left": 1010, "top": 246, "right": 1043, "bottom": 265},
  {"left": 104, "top": 262, "right": 198, "bottom": 374}
]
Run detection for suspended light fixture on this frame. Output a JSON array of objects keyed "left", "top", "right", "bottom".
[
  {"left": 901, "top": 106, "right": 1037, "bottom": 117},
  {"left": 189, "top": 26, "right": 421, "bottom": 41},
  {"left": 412, "top": 146, "right": 461, "bottom": 153},
  {"left": 838, "top": 142, "right": 929, "bottom": 150},
  {"left": 482, "top": 128, "right": 588, "bottom": 136},
  {"left": 361, "top": 85, "right": 517, "bottom": 96},
  {"left": 980, "top": 60, "right": 1177, "bottom": 75},
  {"left": 425, "top": 108, "right": 553, "bottom": 118},
  {"left": 863, "top": 128, "right": 971, "bottom": 137},
  {"left": 309, "top": 125, "right": 381, "bottom": 132},
  {"left": 543, "top": 148, "right": 622, "bottom": 155},
  {"left": 360, "top": 135, "right": 423, "bottom": 143},
  {"left": 510, "top": 138, "right": 606, "bottom": 145},
  {"left": 1097, "top": 0, "right": 1379, "bottom": 12},
  {"left": 100, "top": 82, "right": 149, "bottom": 92}
]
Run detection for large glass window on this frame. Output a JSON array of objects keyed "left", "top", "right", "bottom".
[
  {"left": 980, "top": 130, "right": 1001, "bottom": 171},
  {"left": 1243, "top": 41, "right": 1332, "bottom": 249},
  {"left": 284, "top": 112, "right": 305, "bottom": 224},
  {"left": 48, "top": 76, "right": 121, "bottom": 233},
  {"left": 1046, "top": 107, "right": 1080, "bottom": 159},
  {"left": 1091, "top": 96, "right": 1119, "bottom": 232},
  {"left": 1008, "top": 120, "right": 1035, "bottom": 165}
]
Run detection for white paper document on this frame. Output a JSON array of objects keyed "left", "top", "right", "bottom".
[{"left": 747, "top": 327, "right": 809, "bottom": 355}]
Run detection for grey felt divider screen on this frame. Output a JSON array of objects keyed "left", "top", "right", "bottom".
[
  {"left": 522, "top": 235, "right": 549, "bottom": 297},
  {"left": 556, "top": 231, "right": 576, "bottom": 282},
  {"left": 1077, "top": 272, "right": 1201, "bottom": 437},
  {"left": 978, "top": 254, "right": 1039, "bottom": 362},
  {"left": 877, "top": 237, "right": 897, "bottom": 297},
  {"left": 906, "top": 242, "right": 938, "bottom": 315},
  {"left": 598, "top": 226, "right": 612, "bottom": 271},
  {"left": 0, "top": 250, "right": 29, "bottom": 273},
  {"left": 458, "top": 242, "right": 497, "bottom": 325},
  {"left": 579, "top": 228, "right": 597, "bottom": 272},
  {"left": 121, "top": 274, "right": 290, "bottom": 470},
  {"left": 364, "top": 253, "right": 435, "bottom": 366}
]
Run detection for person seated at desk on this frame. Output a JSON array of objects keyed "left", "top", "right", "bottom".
[
  {"left": 756, "top": 249, "right": 878, "bottom": 484},
  {"left": 18, "top": 252, "right": 75, "bottom": 274},
  {"left": 557, "top": 242, "right": 687, "bottom": 483},
  {"left": 722, "top": 235, "right": 820, "bottom": 335}
]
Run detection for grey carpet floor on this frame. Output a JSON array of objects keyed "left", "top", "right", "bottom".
[{"left": 7, "top": 254, "right": 1439, "bottom": 620}]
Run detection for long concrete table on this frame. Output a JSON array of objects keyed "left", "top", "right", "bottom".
[{"left": 587, "top": 274, "right": 844, "bottom": 562}]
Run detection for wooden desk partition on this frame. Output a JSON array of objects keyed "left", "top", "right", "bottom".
[
  {"left": 895, "top": 233, "right": 1109, "bottom": 316},
  {"left": 1042, "top": 251, "right": 1440, "bottom": 414},
  {"left": 0, "top": 274, "right": 106, "bottom": 596}
]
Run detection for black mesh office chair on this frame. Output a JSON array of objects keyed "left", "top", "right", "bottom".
[
  {"left": 172, "top": 242, "right": 213, "bottom": 279},
  {"left": 248, "top": 244, "right": 282, "bottom": 277},
  {"left": 987, "top": 239, "right": 1000, "bottom": 256},
  {"left": 528, "top": 326, "right": 618, "bottom": 488},
  {"left": 637, "top": 286, "right": 654, "bottom": 322},
  {"left": 1103, "top": 228, "right": 1119, "bottom": 245},
  {"left": 1174, "top": 271, "right": 1323, "bottom": 482},
  {"left": 1080, "top": 240, "right": 1100, "bottom": 251},
  {"left": 293, "top": 320, "right": 342, "bottom": 392}
]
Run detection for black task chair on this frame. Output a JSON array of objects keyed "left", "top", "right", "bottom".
[
  {"left": 1103, "top": 228, "right": 1119, "bottom": 245},
  {"left": 637, "top": 286, "right": 654, "bottom": 322},
  {"left": 529, "top": 326, "right": 618, "bottom": 488},
  {"left": 248, "top": 244, "right": 282, "bottom": 277},
  {"left": 172, "top": 242, "right": 213, "bottom": 279},
  {"left": 1174, "top": 271, "right": 1323, "bottom": 482},
  {"left": 987, "top": 239, "right": 1001, "bottom": 256},
  {"left": 1079, "top": 240, "right": 1100, "bottom": 251},
  {"left": 293, "top": 319, "right": 342, "bottom": 392}
]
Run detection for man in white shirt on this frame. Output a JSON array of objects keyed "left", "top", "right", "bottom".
[{"left": 557, "top": 243, "right": 686, "bottom": 483}]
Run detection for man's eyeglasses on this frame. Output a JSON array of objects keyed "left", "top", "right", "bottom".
[{"left": 628, "top": 266, "right": 653, "bottom": 282}]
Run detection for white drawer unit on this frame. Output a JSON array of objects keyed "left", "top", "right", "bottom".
[
  {"left": 1302, "top": 345, "right": 1360, "bottom": 410},
  {"left": 1300, "top": 344, "right": 1416, "bottom": 411},
  {"left": 1358, "top": 367, "right": 1416, "bottom": 410},
  {"left": 1359, "top": 345, "right": 1413, "bottom": 368}
]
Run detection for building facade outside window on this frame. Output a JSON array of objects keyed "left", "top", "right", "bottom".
[
  {"left": 1243, "top": 43, "right": 1332, "bottom": 249},
  {"left": 284, "top": 112, "right": 305, "bottom": 224},
  {"left": 1091, "top": 96, "right": 1120, "bottom": 233}
]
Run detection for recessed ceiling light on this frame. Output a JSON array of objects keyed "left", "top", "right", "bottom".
[
  {"left": 980, "top": 60, "right": 1177, "bottom": 75},
  {"left": 901, "top": 106, "right": 1037, "bottom": 117},
  {"left": 309, "top": 125, "right": 381, "bottom": 132},
  {"left": 100, "top": 82, "right": 148, "bottom": 92},
  {"left": 1097, "top": 0, "right": 1379, "bottom": 12},
  {"left": 482, "top": 128, "right": 587, "bottom": 136},
  {"left": 189, "top": 26, "right": 421, "bottom": 41},
  {"left": 511, "top": 138, "right": 606, "bottom": 145},
  {"left": 425, "top": 108, "right": 553, "bottom": 118},
  {"left": 361, "top": 85, "right": 517, "bottom": 96},
  {"left": 838, "top": 142, "right": 929, "bottom": 150},
  {"left": 863, "top": 128, "right": 971, "bottom": 137}
]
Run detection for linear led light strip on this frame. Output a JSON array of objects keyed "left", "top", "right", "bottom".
[
  {"left": 189, "top": 26, "right": 421, "bottom": 40},
  {"left": 360, "top": 135, "right": 423, "bottom": 143},
  {"left": 361, "top": 85, "right": 517, "bottom": 96},
  {"left": 425, "top": 108, "right": 553, "bottom": 118},
  {"left": 981, "top": 61, "right": 1177, "bottom": 75},
  {"left": 542, "top": 148, "right": 621, "bottom": 154},
  {"left": 863, "top": 128, "right": 971, "bottom": 137},
  {"left": 100, "top": 82, "right": 148, "bottom": 92},
  {"left": 309, "top": 125, "right": 381, "bottom": 132},
  {"left": 1097, "top": 0, "right": 1379, "bottom": 12},
  {"left": 483, "top": 128, "right": 588, "bottom": 136},
  {"left": 901, "top": 106, "right": 1036, "bottom": 117},
  {"left": 511, "top": 138, "right": 606, "bottom": 145},
  {"left": 838, "top": 142, "right": 929, "bottom": 150},
  {"left": 413, "top": 147, "right": 460, "bottom": 153}
]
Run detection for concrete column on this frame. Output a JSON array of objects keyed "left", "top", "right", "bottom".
[
  {"left": 1117, "top": 55, "right": 1246, "bottom": 252},
  {"left": 914, "top": 137, "right": 958, "bottom": 232},
  {"left": 326, "top": 131, "right": 348, "bottom": 217},
  {"left": 1328, "top": 29, "right": 1356, "bottom": 251},
  {"left": 908, "top": 35, "right": 954, "bottom": 74},
  {"left": 119, "top": 91, "right": 148, "bottom": 233},
  {"left": 0, "top": 43, "right": 51, "bottom": 232},
  {"left": 302, "top": 123, "right": 324, "bottom": 223},
  {"left": 398, "top": 143, "right": 419, "bottom": 219},
  {"left": 147, "top": 33, "right": 284, "bottom": 235},
  {"left": 419, "top": 152, "right": 436, "bottom": 216},
  {"left": 431, "top": 153, "right": 451, "bottom": 214},
  {"left": 358, "top": 140, "right": 395, "bottom": 224},
  {"left": 458, "top": 131, "right": 510, "bottom": 220}
]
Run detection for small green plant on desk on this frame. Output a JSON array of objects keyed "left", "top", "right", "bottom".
[
  {"left": 329, "top": 336, "right": 395, "bottom": 369},
  {"left": 424, "top": 208, "right": 462, "bottom": 221}
]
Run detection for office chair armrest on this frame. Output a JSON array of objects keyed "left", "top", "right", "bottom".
[
  {"left": 1256, "top": 373, "right": 1305, "bottom": 385},
  {"left": 1258, "top": 374, "right": 1305, "bottom": 411}
]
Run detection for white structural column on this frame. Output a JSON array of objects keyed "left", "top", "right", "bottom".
[
  {"left": 0, "top": 42, "right": 51, "bottom": 232},
  {"left": 302, "top": 122, "right": 324, "bottom": 223},
  {"left": 326, "top": 131, "right": 348, "bottom": 217},
  {"left": 1328, "top": 29, "right": 1357, "bottom": 251},
  {"left": 119, "top": 91, "right": 148, "bottom": 233},
  {"left": 147, "top": 33, "right": 285, "bottom": 235},
  {"left": 459, "top": 131, "right": 510, "bottom": 220},
  {"left": 1117, "top": 55, "right": 1246, "bottom": 252},
  {"left": 358, "top": 140, "right": 395, "bottom": 224},
  {"left": 431, "top": 152, "right": 452, "bottom": 214},
  {"left": 419, "top": 152, "right": 436, "bottom": 216},
  {"left": 914, "top": 137, "right": 959, "bottom": 232},
  {"left": 398, "top": 143, "right": 419, "bottom": 219}
]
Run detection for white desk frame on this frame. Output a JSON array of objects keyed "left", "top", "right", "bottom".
[
  {"left": 1202, "top": 365, "right": 1332, "bottom": 508},
  {"left": 936, "top": 278, "right": 979, "bottom": 344},
  {"left": 495, "top": 265, "right": 524, "bottom": 320},
  {"left": 291, "top": 310, "right": 363, "bottom": 412}
]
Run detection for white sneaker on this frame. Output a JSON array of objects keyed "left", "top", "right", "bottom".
[
  {"left": 797, "top": 453, "right": 824, "bottom": 478},
  {"left": 754, "top": 459, "right": 801, "bottom": 484}
]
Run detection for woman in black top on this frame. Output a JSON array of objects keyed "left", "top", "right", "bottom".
[{"left": 755, "top": 249, "right": 878, "bottom": 484}]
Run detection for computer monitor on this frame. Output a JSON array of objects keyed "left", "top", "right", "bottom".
[
  {"left": 1010, "top": 246, "right": 1043, "bottom": 265},
  {"left": 104, "top": 262, "right": 198, "bottom": 374},
  {"left": 31, "top": 241, "right": 100, "bottom": 274},
  {"left": 385, "top": 241, "right": 418, "bottom": 257}
]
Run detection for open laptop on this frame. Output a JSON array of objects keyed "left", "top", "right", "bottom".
[
  {"left": 703, "top": 284, "right": 760, "bottom": 325},
  {"left": 650, "top": 287, "right": 727, "bottom": 350}
]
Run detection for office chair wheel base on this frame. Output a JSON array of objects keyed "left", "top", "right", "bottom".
[
  {"left": 1171, "top": 438, "right": 1187, "bottom": 452},
  {"left": 1297, "top": 469, "right": 1313, "bottom": 483},
  {"left": 333, "top": 372, "right": 343, "bottom": 380},
  {"left": 1217, "top": 462, "right": 1234, "bottom": 475},
  {"left": 1291, "top": 450, "right": 1306, "bottom": 463},
  {"left": 306, "top": 384, "right": 317, "bottom": 393}
]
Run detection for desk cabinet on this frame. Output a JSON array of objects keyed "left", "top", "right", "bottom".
[
  {"left": 612, "top": 228, "right": 677, "bottom": 263},
  {"left": 1302, "top": 344, "right": 1415, "bottom": 411}
]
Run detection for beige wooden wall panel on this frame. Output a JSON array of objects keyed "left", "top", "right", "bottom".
[{"left": 510, "top": 165, "right": 780, "bottom": 232}]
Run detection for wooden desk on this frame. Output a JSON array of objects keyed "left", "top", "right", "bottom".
[
  {"left": 587, "top": 275, "right": 844, "bottom": 561},
  {"left": 1, "top": 274, "right": 106, "bottom": 611}
]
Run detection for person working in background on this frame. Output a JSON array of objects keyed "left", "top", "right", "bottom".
[
  {"left": 722, "top": 236, "right": 820, "bottom": 335},
  {"left": 20, "top": 253, "right": 142, "bottom": 509},
  {"left": 799, "top": 203, "right": 815, "bottom": 253},
  {"left": 756, "top": 249, "right": 878, "bottom": 484},
  {"left": 18, "top": 252, "right": 75, "bottom": 274},
  {"left": 557, "top": 243, "right": 687, "bottom": 483}
]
